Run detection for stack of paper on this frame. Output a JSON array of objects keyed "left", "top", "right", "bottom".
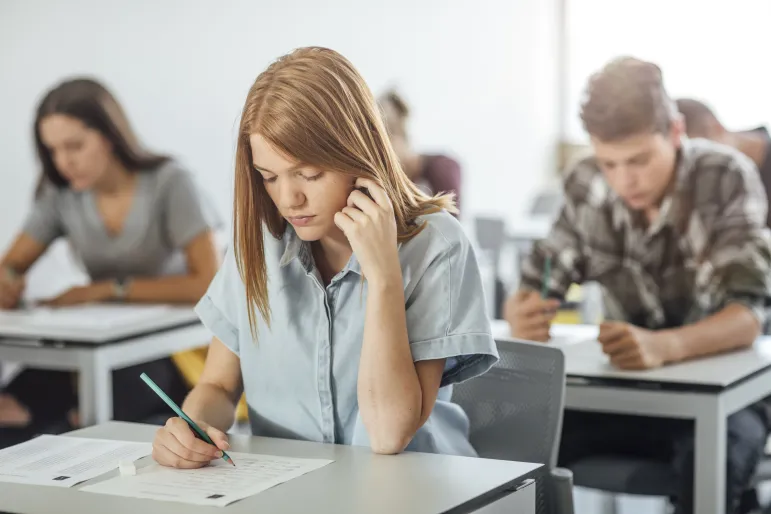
[{"left": 0, "top": 435, "right": 151, "bottom": 488}]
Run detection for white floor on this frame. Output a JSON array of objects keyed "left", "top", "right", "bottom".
[
  {"left": 575, "top": 488, "right": 669, "bottom": 514},
  {"left": 575, "top": 483, "right": 771, "bottom": 514}
]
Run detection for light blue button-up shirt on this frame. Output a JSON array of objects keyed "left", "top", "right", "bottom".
[{"left": 195, "top": 211, "right": 498, "bottom": 456}]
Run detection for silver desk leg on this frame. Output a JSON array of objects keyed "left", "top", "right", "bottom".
[
  {"left": 77, "top": 350, "right": 113, "bottom": 427},
  {"left": 694, "top": 396, "right": 726, "bottom": 514}
]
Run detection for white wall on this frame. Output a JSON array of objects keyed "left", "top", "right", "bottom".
[{"left": 0, "top": 0, "right": 560, "bottom": 249}]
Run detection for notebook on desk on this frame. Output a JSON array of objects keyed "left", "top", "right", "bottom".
[{"left": 0, "top": 304, "right": 199, "bottom": 344}]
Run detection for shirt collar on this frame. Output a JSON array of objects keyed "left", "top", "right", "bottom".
[
  {"left": 279, "top": 227, "right": 312, "bottom": 270},
  {"left": 279, "top": 226, "right": 362, "bottom": 277}
]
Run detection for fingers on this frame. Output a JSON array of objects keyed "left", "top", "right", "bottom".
[
  {"left": 347, "top": 190, "right": 380, "bottom": 218},
  {"left": 517, "top": 295, "right": 560, "bottom": 317},
  {"left": 517, "top": 308, "right": 558, "bottom": 329},
  {"left": 152, "top": 441, "right": 209, "bottom": 469},
  {"left": 341, "top": 206, "right": 366, "bottom": 223},
  {"left": 333, "top": 211, "right": 355, "bottom": 234},
  {"left": 602, "top": 339, "right": 637, "bottom": 359},
  {"left": 151, "top": 418, "right": 222, "bottom": 469},
  {"left": 504, "top": 289, "right": 561, "bottom": 342},
  {"left": 205, "top": 426, "right": 231, "bottom": 451},
  {"left": 598, "top": 322, "right": 628, "bottom": 344},
  {"left": 513, "top": 289, "right": 534, "bottom": 302},
  {"left": 610, "top": 353, "right": 644, "bottom": 370},
  {"left": 354, "top": 178, "right": 391, "bottom": 210},
  {"left": 167, "top": 418, "right": 222, "bottom": 456}
]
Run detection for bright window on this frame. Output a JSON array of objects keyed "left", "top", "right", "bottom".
[{"left": 564, "top": 0, "right": 771, "bottom": 142}]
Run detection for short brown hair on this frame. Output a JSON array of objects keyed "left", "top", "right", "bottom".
[
  {"left": 675, "top": 98, "right": 720, "bottom": 138},
  {"left": 580, "top": 57, "right": 677, "bottom": 141}
]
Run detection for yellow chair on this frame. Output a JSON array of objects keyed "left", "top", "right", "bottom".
[{"left": 171, "top": 347, "right": 249, "bottom": 421}]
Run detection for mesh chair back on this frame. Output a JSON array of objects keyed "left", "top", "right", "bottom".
[{"left": 453, "top": 338, "right": 566, "bottom": 513}]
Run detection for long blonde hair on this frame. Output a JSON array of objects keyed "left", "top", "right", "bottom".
[{"left": 234, "top": 47, "right": 456, "bottom": 335}]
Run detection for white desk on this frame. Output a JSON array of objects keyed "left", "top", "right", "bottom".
[
  {"left": 0, "top": 422, "right": 541, "bottom": 514},
  {"left": 491, "top": 320, "right": 771, "bottom": 514},
  {"left": 0, "top": 306, "right": 211, "bottom": 426}
]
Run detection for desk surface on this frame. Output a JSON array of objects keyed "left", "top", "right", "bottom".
[
  {"left": 1, "top": 422, "right": 540, "bottom": 514},
  {"left": 491, "top": 320, "right": 771, "bottom": 388},
  {"left": 0, "top": 304, "right": 199, "bottom": 344}
]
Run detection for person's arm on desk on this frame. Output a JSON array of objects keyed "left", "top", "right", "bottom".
[
  {"left": 41, "top": 231, "right": 219, "bottom": 306},
  {"left": 152, "top": 337, "right": 242, "bottom": 469},
  {"left": 602, "top": 157, "right": 771, "bottom": 369},
  {"left": 599, "top": 304, "right": 761, "bottom": 369},
  {"left": 505, "top": 178, "right": 587, "bottom": 342}
]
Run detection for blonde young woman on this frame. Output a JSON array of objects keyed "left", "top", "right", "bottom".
[{"left": 152, "top": 47, "right": 497, "bottom": 466}]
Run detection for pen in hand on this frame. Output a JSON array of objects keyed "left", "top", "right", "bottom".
[{"left": 140, "top": 372, "right": 236, "bottom": 466}]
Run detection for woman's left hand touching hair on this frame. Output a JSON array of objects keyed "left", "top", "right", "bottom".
[{"left": 334, "top": 178, "right": 401, "bottom": 286}]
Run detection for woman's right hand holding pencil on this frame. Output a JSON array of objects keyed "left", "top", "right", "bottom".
[
  {"left": 153, "top": 417, "right": 230, "bottom": 469},
  {"left": 504, "top": 290, "right": 561, "bottom": 342}
]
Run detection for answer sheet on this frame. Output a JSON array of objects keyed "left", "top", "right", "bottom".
[
  {"left": 83, "top": 452, "right": 334, "bottom": 507},
  {"left": 0, "top": 435, "right": 151, "bottom": 487}
]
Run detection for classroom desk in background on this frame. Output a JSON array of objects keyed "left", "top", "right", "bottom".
[
  {"left": 0, "top": 306, "right": 210, "bottom": 426},
  {"left": 1, "top": 422, "right": 541, "bottom": 514},
  {"left": 491, "top": 320, "right": 771, "bottom": 514}
]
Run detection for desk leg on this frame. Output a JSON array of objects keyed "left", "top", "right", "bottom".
[
  {"left": 694, "top": 397, "right": 726, "bottom": 514},
  {"left": 77, "top": 351, "right": 113, "bottom": 426}
]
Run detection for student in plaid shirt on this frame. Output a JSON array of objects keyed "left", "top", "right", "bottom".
[{"left": 505, "top": 57, "right": 771, "bottom": 514}]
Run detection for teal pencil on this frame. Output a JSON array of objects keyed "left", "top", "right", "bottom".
[
  {"left": 541, "top": 256, "right": 552, "bottom": 299},
  {"left": 140, "top": 372, "right": 235, "bottom": 466}
]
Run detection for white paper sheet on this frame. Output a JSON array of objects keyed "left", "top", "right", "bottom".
[
  {"left": 490, "top": 319, "right": 599, "bottom": 346},
  {"left": 0, "top": 304, "right": 172, "bottom": 331},
  {"left": 83, "top": 452, "right": 334, "bottom": 507},
  {"left": 0, "top": 435, "right": 151, "bottom": 487}
]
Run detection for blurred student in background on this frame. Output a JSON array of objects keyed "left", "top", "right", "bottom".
[
  {"left": 379, "top": 90, "right": 462, "bottom": 214},
  {"left": 677, "top": 98, "right": 771, "bottom": 227},
  {"left": 0, "top": 78, "right": 220, "bottom": 448},
  {"left": 151, "top": 47, "right": 497, "bottom": 467},
  {"left": 504, "top": 58, "right": 771, "bottom": 514}
]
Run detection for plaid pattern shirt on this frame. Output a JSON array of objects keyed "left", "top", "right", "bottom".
[{"left": 521, "top": 139, "right": 771, "bottom": 330}]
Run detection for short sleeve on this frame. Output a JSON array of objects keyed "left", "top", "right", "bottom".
[
  {"left": 195, "top": 248, "right": 242, "bottom": 356},
  {"left": 22, "top": 182, "right": 64, "bottom": 246},
  {"left": 162, "top": 166, "right": 219, "bottom": 249},
  {"left": 405, "top": 224, "right": 499, "bottom": 387}
]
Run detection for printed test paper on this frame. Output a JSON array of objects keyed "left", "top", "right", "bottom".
[
  {"left": 82, "top": 452, "right": 334, "bottom": 507},
  {"left": 0, "top": 435, "right": 151, "bottom": 487}
]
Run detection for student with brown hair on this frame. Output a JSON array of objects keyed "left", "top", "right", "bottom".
[
  {"left": 504, "top": 57, "right": 771, "bottom": 513},
  {"left": 151, "top": 47, "right": 497, "bottom": 467},
  {"left": 0, "top": 78, "right": 220, "bottom": 446},
  {"left": 676, "top": 98, "right": 771, "bottom": 228},
  {"left": 379, "top": 90, "right": 463, "bottom": 214}
]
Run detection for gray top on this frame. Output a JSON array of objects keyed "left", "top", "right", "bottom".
[
  {"left": 196, "top": 211, "right": 498, "bottom": 456},
  {"left": 0, "top": 422, "right": 541, "bottom": 514},
  {"left": 23, "top": 161, "right": 218, "bottom": 281}
]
